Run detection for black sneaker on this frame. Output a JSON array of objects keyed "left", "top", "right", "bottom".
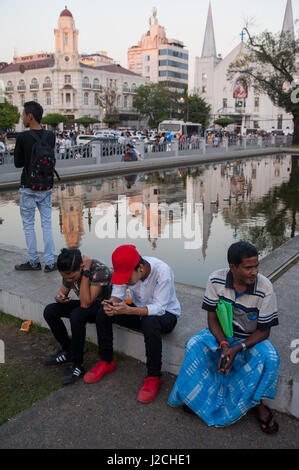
[
  {"left": 15, "top": 261, "right": 41, "bottom": 271},
  {"left": 62, "top": 363, "right": 85, "bottom": 385},
  {"left": 44, "top": 263, "right": 58, "bottom": 273},
  {"left": 44, "top": 350, "right": 70, "bottom": 366}
]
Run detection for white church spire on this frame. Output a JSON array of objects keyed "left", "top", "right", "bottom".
[
  {"left": 282, "top": 0, "right": 295, "bottom": 41},
  {"left": 201, "top": 2, "right": 217, "bottom": 58}
]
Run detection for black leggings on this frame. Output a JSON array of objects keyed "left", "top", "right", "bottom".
[
  {"left": 44, "top": 300, "right": 100, "bottom": 365},
  {"left": 96, "top": 304, "right": 177, "bottom": 377}
]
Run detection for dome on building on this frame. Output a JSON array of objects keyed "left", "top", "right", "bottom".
[{"left": 60, "top": 7, "right": 73, "bottom": 17}]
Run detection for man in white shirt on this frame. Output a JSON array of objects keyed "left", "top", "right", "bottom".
[{"left": 84, "top": 244, "right": 181, "bottom": 403}]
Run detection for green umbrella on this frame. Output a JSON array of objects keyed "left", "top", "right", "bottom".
[{"left": 216, "top": 299, "right": 233, "bottom": 338}]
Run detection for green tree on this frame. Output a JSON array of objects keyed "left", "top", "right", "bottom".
[
  {"left": 42, "top": 113, "right": 68, "bottom": 129},
  {"left": 133, "top": 83, "right": 177, "bottom": 128},
  {"left": 0, "top": 101, "right": 20, "bottom": 131},
  {"left": 75, "top": 116, "right": 99, "bottom": 131},
  {"left": 186, "top": 93, "right": 211, "bottom": 129},
  {"left": 227, "top": 27, "right": 299, "bottom": 144}
]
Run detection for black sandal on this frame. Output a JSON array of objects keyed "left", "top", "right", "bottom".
[{"left": 256, "top": 405, "right": 279, "bottom": 435}]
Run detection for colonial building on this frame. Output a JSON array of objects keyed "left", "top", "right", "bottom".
[
  {"left": 1, "top": 7, "right": 145, "bottom": 130},
  {"left": 194, "top": 0, "right": 296, "bottom": 135},
  {"left": 128, "top": 8, "right": 189, "bottom": 93}
]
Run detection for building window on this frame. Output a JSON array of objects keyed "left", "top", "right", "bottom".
[
  {"left": 83, "top": 92, "right": 89, "bottom": 105},
  {"left": 223, "top": 98, "right": 228, "bottom": 109},
  {"left": 131, "top": 83, "right": 136, "bottom": 92},
  {"left": 18, "top": 79, "right": 26, "bottom": 91},
  {"left": 30, "top": 77, "right": 39, "bottom": 90},
  {"left": 43, "top": 76, "right": 52, "bottom": 88},
  {"left": 94, "top": 93, "right": 99, "bottom": 106},
  {"left": 123, "top": 82, "right": 129, "bottom": 91},
  {"left": 46, "top": 93, "right": 51, "bottom": 105},
  {"left": 202, "top": 86, "right": 207, "bottom": 94},
  {"left": 64, "top": 33, "right": 68, "bottom": 47},
  {"left": 146, "top": 56, "right": 150, "bottom": 61},
  {"left": 20, "top": 94, "right": 25, "bottom": 106},
  {"left": 66, "top": 93, "right": 71, "bottom": 104},
  {"left": 64, "top": 75, "right": 71, "bottom": 84},
  {"left": 93, "top": 78, "right": 100, "bottom": 89},
  {"left": 82, "top": 77, "right": 90, "bottom": 88},
  {"left": 33, "top": 93, "right": 38, "bottom": 102},
  {"left": 277, "top": 114, "right": 283, "bottom": 129},
  {"left": 124, "top": 96, "right": 128, "bottom": 108},
  {"left": 254, "top": 97, "right": 260, "bottom": 112}
]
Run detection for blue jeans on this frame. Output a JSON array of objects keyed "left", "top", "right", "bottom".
[{"left": 19, "top": 188, "right": 55, "bottom": 265}]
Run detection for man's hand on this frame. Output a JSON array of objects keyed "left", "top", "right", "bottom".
[
  {"left": 55, "top": 291, "right": 71, "bottom": 303},
  {"left": 218, "top": 345, "right": 239, "bottom": 374},
  {"left": 102, "top": 301, "right": 130, "bottom": 316}
]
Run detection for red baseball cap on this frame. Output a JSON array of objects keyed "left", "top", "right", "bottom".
[{"left": 111, "top": 245, "right": 141, "bottom": 285}]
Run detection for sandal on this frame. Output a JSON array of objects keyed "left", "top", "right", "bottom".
[{"left": 255, "top": 405, "right": 279, "bottom": 435}]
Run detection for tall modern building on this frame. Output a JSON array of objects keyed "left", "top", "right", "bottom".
[
  {"left": 128, "top": 8, "right": 189, "bottom": 93},
  {"left": 194, "top": 0, "right": 296, "bottom": 134},
  {"left": 1, "top": 7, "right": 145, "bottom": 130}
]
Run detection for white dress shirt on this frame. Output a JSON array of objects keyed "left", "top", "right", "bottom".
[{"left": 111, "top": 256, "right": 181, "bottom": 317}]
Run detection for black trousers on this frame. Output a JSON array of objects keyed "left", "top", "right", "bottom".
[
  {"left": 43, "top": 300, "right": 100, "bottom": 365},
  {"left": 96, "top": 304, "right": 177, "bottom": 377}
]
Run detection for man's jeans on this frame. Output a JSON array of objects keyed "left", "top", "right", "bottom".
[{"left": 19, "top": 188, "right": 55, "bottom": 265}]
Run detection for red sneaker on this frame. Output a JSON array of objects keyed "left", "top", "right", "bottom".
[
  {"left": 84, "top": 359, "right": 116, "bottom": 384},
  {"left": 137, "top": 376, "right": 162, "bottom": 403}
]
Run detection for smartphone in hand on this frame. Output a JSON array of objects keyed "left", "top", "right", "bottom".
[
  {"left": 103, "top": 299, "right": 113, "bottom": 306},
  {"left": 55, "top": 295, "right": 71, "bottom": 302}
]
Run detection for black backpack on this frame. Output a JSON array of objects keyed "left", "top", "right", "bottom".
[{"left": 26, "top": 130, "right": 60, "bottom": 191}]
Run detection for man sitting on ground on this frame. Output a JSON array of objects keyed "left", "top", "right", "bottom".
[{"left": 84, "top": 244, "right": 181, "bottom": 404}]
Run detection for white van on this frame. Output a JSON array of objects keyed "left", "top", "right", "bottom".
[{"left": 76, "top": 135, "right": 95, "bottom": 145}]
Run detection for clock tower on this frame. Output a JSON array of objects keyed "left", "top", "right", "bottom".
[{"left": 54, "top": 7, "right": 79, "bottom": 67}]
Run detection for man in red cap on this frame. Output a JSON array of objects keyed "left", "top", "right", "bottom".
[{"left": 84, "top": 244, "right": 181, "bottom": 403}]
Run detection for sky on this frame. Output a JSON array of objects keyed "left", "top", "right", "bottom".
[{"left": 1, "top": 0, "right": 298, "bottom": 88}]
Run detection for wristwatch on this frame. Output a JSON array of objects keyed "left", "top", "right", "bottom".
[
  {"left": 82, "top": 270, "right": 90, "bottom": 278},
  {"left": 240, "top": 342, "right": 247, "bottom": 351}
]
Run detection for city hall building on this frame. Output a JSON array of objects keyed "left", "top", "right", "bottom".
[{"left": 0, "top": 7, "right": 145, "bottom": 130}]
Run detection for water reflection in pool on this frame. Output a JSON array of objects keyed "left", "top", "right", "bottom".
[{"left": 0, "top": 154, "right": 298, "bottom": 287}]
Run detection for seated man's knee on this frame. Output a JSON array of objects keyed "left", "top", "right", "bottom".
[
  {"left": 43, "top": 303, "right": 59, "bottom": 322},
  {"left": 141, "top": 315, "right": 160, "bottom": 335}
]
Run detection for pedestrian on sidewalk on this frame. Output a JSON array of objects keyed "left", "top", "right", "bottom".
[
  {"left": 14, "top": 101, "right": 58, "bottom": 273},
  {"left": 43, "top": 248, "right": 112, "bottom": 385},
  {"left": 168, "top": 241, "right": 280, "bottom": 434},
  {"left": 84, "top": 244, "right": 181, "bottom": 404}
]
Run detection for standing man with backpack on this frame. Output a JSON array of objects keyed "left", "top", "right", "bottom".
[{"left": 14, "top": 101, "right": 58, "bottom": 273}]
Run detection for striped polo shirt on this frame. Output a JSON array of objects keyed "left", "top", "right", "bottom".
[{"left": 202, "top": 268, "right": 279, "bottom": 339}]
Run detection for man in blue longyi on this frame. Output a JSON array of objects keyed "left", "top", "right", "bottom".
[{"left": 168, "top": 241, "right": 280, "bottom": 434}]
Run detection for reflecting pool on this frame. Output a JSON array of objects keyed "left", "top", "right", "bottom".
[{"left": 0, "top": 154, "right": 298, "bottom": 287}]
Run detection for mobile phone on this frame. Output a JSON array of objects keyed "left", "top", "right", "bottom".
[
  {"left": 55, "top": 295, "right": 70, "bottom": 302},
  {"left": 103, "top": 299, "right": 113, "bottom": 306},
  {"left": 219, "top": 356, "right": 227, "bottom": 370}
]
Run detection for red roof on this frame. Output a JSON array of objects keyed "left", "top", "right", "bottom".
[
  {"left": 0, "top": 56, "right": 55, "bottom": 74},
  {"left": 60, "top": 8, "right": 73, "bottom": 17}
]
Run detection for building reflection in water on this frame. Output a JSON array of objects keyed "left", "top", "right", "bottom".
[{"left": 46, "top": 154, "right": 297, "bottom": 256}]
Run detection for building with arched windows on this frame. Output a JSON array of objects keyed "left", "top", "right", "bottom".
[{"left": 0, "top": 7, "right": 145, "bottom": 130}]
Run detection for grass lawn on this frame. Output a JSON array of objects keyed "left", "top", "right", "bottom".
[{"left": 0, "top": 311, "right": 123, "bottom": 426}]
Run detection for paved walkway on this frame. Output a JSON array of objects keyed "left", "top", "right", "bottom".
[{"left": 1, "top": 146, "right": 298, "bottom": 191}]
